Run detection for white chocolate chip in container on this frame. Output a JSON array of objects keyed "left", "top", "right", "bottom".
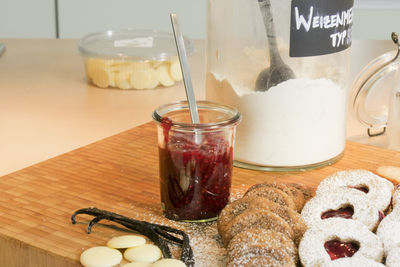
[
  {"left": 107, "top": 235, "right": 146, "bottom": 249},
  {"left": 152, "top": 258, "right": 186, "bottom": 267},
  {"left": 169, "top": 59, "right": 183, "bottom": 81},
  {"left": 124, "top": 244, "right": 162, "bottom": 263},
  {"left": 130, "top": 69, "right": 159, "bottom": 90},
  {"left": 157, "top": 64, "right": 175, "bottom": 87},
  {"left": 80, "top": 246, "right": 122, "bottom": 267}
]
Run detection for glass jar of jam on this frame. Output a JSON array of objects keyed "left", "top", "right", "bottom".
[{"left": 153, "top": 101, "right": 241, "bottom": 222}]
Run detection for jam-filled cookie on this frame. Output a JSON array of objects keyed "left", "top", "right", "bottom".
[
  {"left": 227, "top": 228, "right": 297, "bottom": 266},
  {"left": 301, "top": 187, "right": 380, "bottom": 231},
  {"left": 220, "top": 209, "right": 294, "bottom": 246},
  {"left": 320, "top": 256, "right": 385, "bottom": 267},
  {"left": 316, "top": 169, "right": 393, "bottom": 211},
  {"left": 392, "top": 187, "right": 400, "bottom": 207},
  {"left": 376, "top": 207, "right": 400, "bottom": 254},
  {"left": 386, "top": 247, "right": 400, "bottom": 267},
  {"left": 299, "top": 218, "right": 384, "bottom": 267}
]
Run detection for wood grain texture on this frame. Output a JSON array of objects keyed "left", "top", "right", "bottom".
[{"left": 0, "top": 121, "right": 399, "bottom": 266}]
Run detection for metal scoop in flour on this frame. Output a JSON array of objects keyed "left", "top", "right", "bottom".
[{"left": 255, "top": 0, "right": 295, "bottom": 91}]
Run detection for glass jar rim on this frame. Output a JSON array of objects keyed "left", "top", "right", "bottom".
[{"left": 152, "top": 100, "right": 241, "bottom": 130}]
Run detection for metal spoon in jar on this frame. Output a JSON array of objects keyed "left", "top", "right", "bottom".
[
  {"left": 255, "top": 0, "right": 295, "bottom": 91},
  {"left": 170, "top": 13, "right": 200, "bottom": 124}
]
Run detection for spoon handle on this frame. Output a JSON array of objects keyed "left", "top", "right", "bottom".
[
  {"left": 258, "top": 0, "right": 283, "bottom": 66},
  {"left": 170, "top": 13, "right": 200, "bottom": 124}
]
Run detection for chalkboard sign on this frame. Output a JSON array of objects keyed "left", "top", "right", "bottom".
[{"left": 290, "top": 0, "right": 354, "bottom": 57}]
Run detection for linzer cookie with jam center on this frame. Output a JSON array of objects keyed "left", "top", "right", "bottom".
[
  {"left": 316, "top": 169, "right": 394, "bottom": 211},
  {"left": 299, "top": 218, "right": 384, "bottom": 266},
  {"left": 301, "top": 187, "right": 380, "bottom": 231}
]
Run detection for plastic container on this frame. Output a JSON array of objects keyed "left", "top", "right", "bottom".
[
  {"left": 152, "top": 101, "right": 241, "bottom": 222},
  {"left": 206, "top": 0, "right": 353, "bottom": 171},
  {"left": 353, "top": 32, "right": 400, "bottom": 150},
  {"left": 78, "top": 29, "right": 194, "bottom": 90}
]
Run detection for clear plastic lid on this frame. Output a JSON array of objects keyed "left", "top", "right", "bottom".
[
  {"left": 352, "top": 32, "right": 400, "bottom": 135},
  {"left": 78, "top": 29, "right": 194, "bottom": 61}
]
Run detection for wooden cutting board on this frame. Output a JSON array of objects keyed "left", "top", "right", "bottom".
[{"left": 0, "top": 122, "right": 399, "bottom": 266}]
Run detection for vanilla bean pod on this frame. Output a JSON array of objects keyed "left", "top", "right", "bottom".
[
  {"left": 72, "top": 207, "right": 195, "bottom": 267},
  {"left": 88, "top": 214, "right": 172, "bottom": 258}
]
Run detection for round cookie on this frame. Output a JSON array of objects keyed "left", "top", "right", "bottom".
[
  {"left": 220, "top": 209, "right": 294, "bottom": 246},
  {"left": 299, "top": 218, "right": 384, "bottom": 267},
  {"left": 386, "top": 247, "right": 400, "bottom": 267},
  {"left": 247, "top": 197, "right": 306, "bottom": 244},
  {"left": 218, "top": 196, "right": 306, "bottom": 244},
  {"left": 301, "top": 187, "right": 380, "bottom": 231},
  {"left": 246, "top": 182, "right": 304, "bottom": 211},
  {"left": 227, "top": 254, "right": 282, "bottom": 267},
  {"left": 316, "top": 169, "right": 393, "bottom": 211},
  {"left": 376, "top": 207, "right": 400, "bottom": 254},
  {"left": 243, "top": 186, "right": 297, "bottom": 211},
  {"left": 287, "top": 182, "right": 314, "bottom": 202},
  {"left": 227, "top": 228, "right": 297, "bottom": 263},
  {"left": 320, "top": 256, "right": 385, "bottom": 267}
]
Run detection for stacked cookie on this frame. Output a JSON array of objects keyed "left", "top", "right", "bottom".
[
  {"left": 299, "top": 170, "right": 394, "bottom": 267},
  {"left": 217, "top": 182, "right": 308, "bottom": 266},
  {"left": 377, "top": 187, "right": 400, "bottom": 267}
]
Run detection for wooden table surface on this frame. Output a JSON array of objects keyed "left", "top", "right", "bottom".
[{"left": 0, "top": 122, "right": 399, "bottom": 266}]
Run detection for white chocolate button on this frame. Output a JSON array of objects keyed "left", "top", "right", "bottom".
[
  {"left": 91, "top": 67, "right": 111, "bottom": 88},
  {"left": 115, "top": 72, "right": 132, "bottom": 90},
  {"left": 124, "top": 244, "right": 162, "bottom": 263},
  {"left": 107, "top": 235, "right": 146, "bottom": 249},
  {"left": 157, "top": 64, "right": 174, "bottom": 87},
  {"left": 152, "top": 258, "right": 186, "bottom": 267},
  {"left": 80, "top": 246, "right": 122, "bottom": 267},
  {"left": 169, "top": 59, "right": 183, "bottom": 81},
  {"left": 130, "top": 69, "right": 159, "bottom": 90},
  {"left": 121, "top": 262, "right": 151, "bottom": 267}
]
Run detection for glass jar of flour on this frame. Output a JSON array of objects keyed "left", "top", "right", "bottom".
[{"left": 206, "top": 0, "right": 354, "bottom": 171}]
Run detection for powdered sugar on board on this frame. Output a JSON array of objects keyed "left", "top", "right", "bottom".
[{"left": 93, "top": 188, "right": 248, "bottom": 266}]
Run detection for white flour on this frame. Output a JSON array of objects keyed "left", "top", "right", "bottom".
[{"left": 206, "top": 73, "right": 347, "bottom": 167}]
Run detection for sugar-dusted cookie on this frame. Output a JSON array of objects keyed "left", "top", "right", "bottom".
[
  {"left": 299, "top": 218, "right": 384, "bottom": 267},
  {"left": 376, "top": 207, "right": 400, "bottom": 254},
  {"left": 320, "top": 256, "right": 385, "bottom": 267},
  {"left": 243, "top": 186, "right": 297, "bottom": 211},
  {"left": 316, "top": 169, "right": 394, "bottom": 211},
  {"left": 245, "top": 182, "right": 304, "bottom": 211},
  {"left": 227, "top": 228, "right": 297, "bottom": 263},
  {"left": 220, "top": 209, "right": 294, "bottom": 246},
  {"left": 301, "top": 187, "right": 380, "bottom": 231},
  {"left": 386, "top": 247, "right": 400, "bottom": 267}
]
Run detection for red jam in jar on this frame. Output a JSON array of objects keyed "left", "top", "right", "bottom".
[{"left": 153, "top": 101, "right": 241, "bottom": 222}]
